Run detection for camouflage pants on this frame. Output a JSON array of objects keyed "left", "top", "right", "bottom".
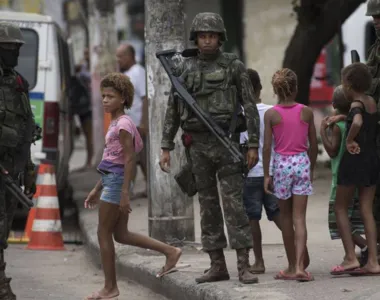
[{"left": 189, "top": 137, "right": 253, "bottom": 251}]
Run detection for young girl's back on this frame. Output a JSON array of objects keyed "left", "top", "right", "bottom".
[
  {"left": 269, "top": 103, "right": 314, "bottom": 200},
  {"left": 272, "top": 103, "right": 309, "bottom": 155}
]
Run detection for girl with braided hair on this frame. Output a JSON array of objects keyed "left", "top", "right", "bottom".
[{"left": 263, "top": 68, "right": 318, "bottom": 282}]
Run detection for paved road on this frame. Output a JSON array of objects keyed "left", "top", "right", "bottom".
[{"left": 7, "top": 244, "right": 168, "bottom": 300}]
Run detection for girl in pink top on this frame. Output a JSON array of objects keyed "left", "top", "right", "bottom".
[
  {"left": 263, "top": 68, "right": 318, "bottom": 282},
  {"left": 83, "top": 73, "right": 182, "bottom": 300}
]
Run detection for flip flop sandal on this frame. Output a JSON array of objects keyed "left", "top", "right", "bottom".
[
  {"left": 274, "top": 270, "right": 296, "bottom": 280},
  {"left": 296, "top": 272, "right": 314, "bottom": 282},
  {"left": 84, "top": 292, "right": 119, "bottom": 300},
  {"left": 348, "top": 267, "right": 380, "bottom": 276},
  {"left": 156, "top": 263, "right": 191, "bottom": 278},
  {"left": 330, "top": 265, "right": 359, "bottom": 275}
]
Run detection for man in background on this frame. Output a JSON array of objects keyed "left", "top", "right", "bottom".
[{"left": 116, "top": 43, "right": 148, "bottom": 198}]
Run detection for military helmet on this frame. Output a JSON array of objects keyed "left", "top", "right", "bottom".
[
  {"left": 189, "top": 12, "right": 227, "bottom": 42},
  {"left": 0, "top": 22, "right": 24, "bottom": 44},
  {"left": 366, "top": 0, "right": 380, "bottom": 16}
]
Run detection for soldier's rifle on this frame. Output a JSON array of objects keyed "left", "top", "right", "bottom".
[
  {"left": 0, "top": 163, "right": 34, "bottom": 210},
  {"left": 156, "top": 49, "right": 244, "bottom": 163},
  {"left": 351, "top": 50, "right": 360, "bottom": 63}
]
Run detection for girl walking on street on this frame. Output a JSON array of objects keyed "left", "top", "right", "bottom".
[
  {"left": 263, "top": 68, "right": 318, "bottom": 282},
  {"left": 84, "top": 73, "right": 182, "bottom": 300},
  {"left": 332, "top": 63, "right": 380, "bottom": 276}
]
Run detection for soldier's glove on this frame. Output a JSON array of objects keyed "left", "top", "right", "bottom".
[{"left": 24, "top": 165, "right": 36, "bottom": 199}]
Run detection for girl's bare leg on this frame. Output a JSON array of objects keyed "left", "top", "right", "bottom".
[
  {"left": 113, "top": 211, "right": 182, "bottom": 274},
  {"left": 292, "top": 194, "right": 308, "bottom": 277},
  {"left": 359, "top": 186, "right": 380, "bottom": 273},
  {"left": 92, "top": 201, "right": 121, "bottom": 298},
  {"left": 278, "top": 198, "right": 296, "bottom": 275},
  {"left": 335, "top": 185, "right": 360, "bottom": 269}
]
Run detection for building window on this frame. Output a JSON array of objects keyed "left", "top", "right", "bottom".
[{"left": 15, "top": 29, "right": 39, "bottom": 89}]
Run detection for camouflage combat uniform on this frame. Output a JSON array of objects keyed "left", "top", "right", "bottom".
[
  {"left": 161, "top": 12, "right": 260, "bottom": 284},
  {"left": 0, "top": 23, "right": 36, "bottom": 299},
  {"left": 365, "top": 0, "right": 380, "bottom": 225}
]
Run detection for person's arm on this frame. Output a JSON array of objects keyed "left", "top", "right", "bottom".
[
  {"left": 320, "top": 124, "right": 341, "bottom": 159},
  {"left": 119, "top": 128, "right": 136, "bottom": 214},
  {"left": 305, "top": 107, "right": 318, "bottom": 175},
  {"left": 161, "top": 88, "right": 181, "bottom": 150},
  {"left": 263, "top": 109, "right": 273, "bottom": 178},
  {"left": 92, "top": 180, "right": 103, "bottom": 193},
  {"left": 232, "top": 60, "right": 259, "bottom": 148},
  {"left": 346, "top": 102, "right": 364, "bottom": 144}
]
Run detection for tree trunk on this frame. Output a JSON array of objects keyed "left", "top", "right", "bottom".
[
  {"left": 145, "top": 0, "right": 195, "bottom": 244},
  {"left": 283, "top": 0, "right": 366, "bottom": 105},
  {"left": 87, "top": 0, "right": 117, "bottom": 163}
]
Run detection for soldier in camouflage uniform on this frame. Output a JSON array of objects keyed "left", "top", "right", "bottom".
[
  {"left": 159, "top": 12, "right": 260, "bottom": 284},
  {"left": 364, "top": 0, "right": 380, "bottom": 238},
  {"left": 0, "top": 23, "right": 37, "bottom": 299}
]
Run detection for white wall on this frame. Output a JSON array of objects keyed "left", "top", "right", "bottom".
[{"left": 243, "top": 0, "right": 297, "bottom": 105}]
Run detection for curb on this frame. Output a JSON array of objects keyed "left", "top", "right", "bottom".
[{"left": 74, "top": 190, "right": 231, "bottom": 300}]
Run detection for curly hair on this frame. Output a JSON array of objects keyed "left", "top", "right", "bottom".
[
  {"left": 341, "top": 62, "right": 372, "bottom": 93},
  {"left": 100, "top": 72, "right": 134, "bottom": 109},
  {"left": 332, "top": 85, "right": 350, "bottom": 115},
  {"left": 271, "top": 68, "right": 297, "bottom": 99},
  {"left": 247, "top": 68, "right": 262, "bottom": 93}
]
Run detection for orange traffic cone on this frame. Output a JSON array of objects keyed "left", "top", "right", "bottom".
[{"left": 27, "top": 162, "right": 65, "bottom": 251}]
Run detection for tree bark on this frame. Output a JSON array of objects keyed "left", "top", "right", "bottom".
[
  {"left": 87, "top": 0, "right": 118, "bottom": 163},
  {"left": 283, "top": 0, "right": 366, "bottom": 105},
  {"left": 145, "top": 0, "right": 195, "bottom": 244}
]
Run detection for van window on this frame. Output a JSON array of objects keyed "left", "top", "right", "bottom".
[
  {"left": 365, "top": 21, "right": 376, "bottom": 61},
  {"left": 14, "top": 29, "right": 38, "bottom": 89},
  {"left": 57, "top": 32, "right": 71, "bottom": 89}
]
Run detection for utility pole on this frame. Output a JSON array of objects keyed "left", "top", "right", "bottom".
[
  {"left": 87, "top": 0, "right": 117, "bottom": 162},
  {"left": 145, "top": 0, "right": 195, "bottom": 244}
]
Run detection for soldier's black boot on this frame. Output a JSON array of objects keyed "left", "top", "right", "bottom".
[
  {"left": 236, "top": 248, "right": 259, "bottom": 284},
  {"left": 195, "top": 249, "right": 230, "bottom": 283},
  {"left": 0, "top": 262, "right": 16, "bottom": 300}
]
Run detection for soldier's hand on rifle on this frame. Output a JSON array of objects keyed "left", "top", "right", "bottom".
[
  {"left": 246, "top": 148, "right": 259, "bottom": 170},
  {"left": 24, "top": 170, "right": 36, "bottom": 199},
  {"left": 159, "top": 149, "right": 171, "bottom": 173}
]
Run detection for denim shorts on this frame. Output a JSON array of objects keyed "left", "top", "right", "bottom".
[
  {"left": 243, "top": 176, "right": 280, "bottom": 221},
  {"left": 100, "top": 173, "right": 124, "bottom": 205}
]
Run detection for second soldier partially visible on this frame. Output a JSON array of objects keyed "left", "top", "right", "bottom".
[{"left": 159, "top": 12, "right": 260, "bottom": 284}]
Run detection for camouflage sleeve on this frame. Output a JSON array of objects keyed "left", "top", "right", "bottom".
[
  {"left": 160, "top": 88, "right": 180, "bottom": 150},
  {"left": 232, "top": 60, "right": 260, "bottom": 148}
]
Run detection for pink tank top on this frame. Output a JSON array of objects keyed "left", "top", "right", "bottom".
[{"left": 272, "top": 103, "right": 309, "bottom": 155}]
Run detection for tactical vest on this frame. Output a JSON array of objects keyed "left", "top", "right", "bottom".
[
  {"left": 179, "top": 52, "right": 239, "bottom": 131},
  {"left": 0, "top": 69, "right": 34, "bottom": 173}
]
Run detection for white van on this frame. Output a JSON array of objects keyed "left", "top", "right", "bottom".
[
  {"left": 342, "top": 1, "right": 375, "bottom": 66},
  {"left": 0, "top": 11, "right": 75, "bottom": 214}
]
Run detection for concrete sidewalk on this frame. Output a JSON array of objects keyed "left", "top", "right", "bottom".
[{"left": 70, "top": 167, "right": 380, "bottom": 300}]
